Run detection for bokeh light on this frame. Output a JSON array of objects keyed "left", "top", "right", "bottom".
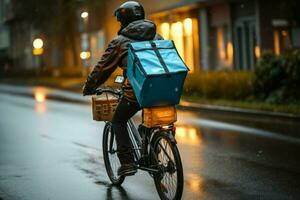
[{"left": 33, "top": 38, "right": 43, "bottom": 49}]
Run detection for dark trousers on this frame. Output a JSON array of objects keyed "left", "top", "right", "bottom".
[{"left": 112, "top": 97, "right": 141, "bottom": 164}]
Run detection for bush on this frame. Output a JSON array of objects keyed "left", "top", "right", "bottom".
[
  {"left": 183, "top": 71, "right": 253, "bottom": 100},
  {"left": 252, "top": 50, "right": 300, "bottom": 103}
]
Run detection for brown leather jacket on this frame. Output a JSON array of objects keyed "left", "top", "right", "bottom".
[{"left": 83, "top": 19, "right": 163, "bottom": 101}]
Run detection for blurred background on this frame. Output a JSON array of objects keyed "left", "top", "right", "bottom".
[
  {"left": 0, "top": 0, "right": 300, "bottom": 110},
  {"left": 1, "top": 1, "right": 300, "bottom": 200}
]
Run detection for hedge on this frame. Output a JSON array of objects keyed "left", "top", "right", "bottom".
[
  {"left": 252, "top": 50, "right": 300, "bottom": 104},
  {"left": 183, "top": 71, "right": 253, "bottom": 100}
]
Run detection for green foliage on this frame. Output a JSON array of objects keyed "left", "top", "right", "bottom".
[
  {"left": 252, "top": 50, "right": 300, "bottom": 103},
  {"left": 184, "top": 50, "right": 300, "bottom": 104},
  {"left": 13, "top": 0, "right": 103, "bottom": 32},
  {"left": 183, "top": 71, "right": 253, "bottom": 100},
  {"left": 12, "top": 0, "right": 105, "bottom": 66}
]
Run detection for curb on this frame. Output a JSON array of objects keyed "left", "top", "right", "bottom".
[
  {"left": 0, "top": 84, "right": 90, "bottom": 106},
  {"left": 178, "top": 101, "right": 300, "bottom": 121}
]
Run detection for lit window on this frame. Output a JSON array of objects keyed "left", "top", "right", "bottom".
[
  {"left": 171, "top": 22, "right": 184, "bottom": 59},
  {"left": 227, "top": 42, "right": 234, "bottom": 64},
  {"left": 184, "top": 18, "right": 194, "bottom": 72},
  {"left": 158, "top": 18, "right": 198, "bottom": 72},
  {"left": 273, "top": 29, "right": 292, "bottom": 55},
  {"left": 183, "top": 18, "right": 193, "bottom": 36},
  {"left": 160, "top": 23, "right": 170, "bottom": 39},
  {"left": 217, "top": 27, "right": 226, "bottom": 60},
  {"left": 215, "top": 26, "right": 233, "bottom": 68},
  {"left": 255, "top": 46, "right": 261, "bottom": 59},
  {"left": 274, "top": 30, "right": 280, "bottom": 55}
]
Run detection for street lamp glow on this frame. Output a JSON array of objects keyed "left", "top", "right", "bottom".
[
  {"left": 80, "top": 51, "right": 91, "bottom": 60},
  {"left": 81, "top": 12, "right": 89, "bottom": 19},
  {"left": 33, "top": 38, "right": 43, "bottom": 49}
]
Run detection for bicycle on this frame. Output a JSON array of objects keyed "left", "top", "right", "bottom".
[{"left": 96, "top": 87, "right": 184, "bottom": 200}]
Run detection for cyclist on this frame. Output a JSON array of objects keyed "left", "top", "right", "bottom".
[{"left": 82, "top": 1, "right": 162, "bottom": 177}]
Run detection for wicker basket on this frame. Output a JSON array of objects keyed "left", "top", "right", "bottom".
[
  {"left": 92, "top": 93, "right": 119, "bottom": 121},
  {"left": 143, "top": 106, "right": 177, "bottom": 128}
]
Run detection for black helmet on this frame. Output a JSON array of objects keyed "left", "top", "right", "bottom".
[{"left": 114, "top": 1, "right": 145, "bottom": 27}]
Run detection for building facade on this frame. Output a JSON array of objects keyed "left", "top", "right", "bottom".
[
  {"left": 0, "top": 0, "right": 45, "bottom": 71},
  {"left": 0, "top": 0, "right": 11, "bottom": 72},
  {"left": 99, "top": 0, "right": 300, "bottom": 72},
  {"left": 1, "top": 0, "right": 299, "bottom": 72}
]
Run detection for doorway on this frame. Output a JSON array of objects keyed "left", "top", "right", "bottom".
[{"left": 234, "top": 17, "right": 258, "bottom": 70}]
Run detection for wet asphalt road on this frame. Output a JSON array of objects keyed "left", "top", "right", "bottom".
[{"left": 0, "top": 86, "right": 300, "bottom": 200}]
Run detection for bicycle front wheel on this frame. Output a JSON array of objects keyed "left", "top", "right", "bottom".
[
  {"left": 152, "top": 132, "right": 184, "bottom": 200},
  {"left": 102, "top": 122, "right": 125, "bottom": 185}
]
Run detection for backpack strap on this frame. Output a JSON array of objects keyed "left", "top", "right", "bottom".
[
  {"left": 149, "top": 41, "right": 171, "bottom": 77},
  {"left": 129, "top": 45, "right": 148, "bottom": 78}
]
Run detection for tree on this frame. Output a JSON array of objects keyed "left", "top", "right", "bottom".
[{"left": 13, "top": 0, "right": 104, "bottom": 67}]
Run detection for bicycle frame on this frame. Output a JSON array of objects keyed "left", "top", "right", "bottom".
[{"left": 127, "top": 119, "right": 142, "bottom": 161}]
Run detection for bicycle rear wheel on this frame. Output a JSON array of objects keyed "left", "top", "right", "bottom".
[
  {"left": 152, "top": 132, "right": 184, "bottom": 200},
  {"left": 102, "top": 122, "right": 125, "bottom": 185}
]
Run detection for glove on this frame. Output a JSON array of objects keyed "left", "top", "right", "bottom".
[{"left": 82, "top": 85, "right": 95, "bottom": 96}]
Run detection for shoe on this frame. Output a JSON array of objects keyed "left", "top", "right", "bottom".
[{"left": 117, "top": 164, "right": 137, "bottom": 177}]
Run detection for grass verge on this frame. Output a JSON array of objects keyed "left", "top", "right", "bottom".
[{"left": 182, "top": 96, "right": 300, "bottom": 115}]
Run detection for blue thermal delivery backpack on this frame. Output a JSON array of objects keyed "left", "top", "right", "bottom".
[{"left": 127, "top": 40, "right": 189, "bottom": 108}]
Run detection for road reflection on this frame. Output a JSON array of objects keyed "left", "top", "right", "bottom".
[
  {"left": 174, "top": 112, "right": 250, "bottom": 198},
  {"left": 185, "top": 173, "right": 205, "bottom": 192},
  {"left": 174, "top": 123, "right": 207, "bottom": 197},
  {"left": 176, "top": 126, "right": 202, "bottom": 146},
  {"left": 34, "top": 87, "right": 48, "bottom": 113},
  {"left": 105, "top": 185, "right": 132, "bottom": 200}
]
